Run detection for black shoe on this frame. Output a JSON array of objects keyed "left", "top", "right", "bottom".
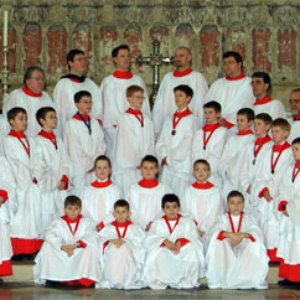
[
  {"left": 45, "top": 280, "right": 61, "bottom": 288},
  {"left": 11, "top": 254, "right": 27, "bottom": 261},
  {"left": 278, "top": 279, "right": 298, "bottom": 286},
  {"left": 0, "top": 279, "right": 3, "bottom": 285}
]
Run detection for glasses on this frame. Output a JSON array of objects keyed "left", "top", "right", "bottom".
[
  {"left": 132, "top": 96, "right": 145, "bottom": 100},
  {"left": 30, "top": 77, "right": 45, "bottom": 81},
  {"left": 289, "top": 99, "right": 300, "bottom": 103}
]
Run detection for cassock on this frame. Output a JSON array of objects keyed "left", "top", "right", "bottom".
[
  {"left": 98, "top": 219, "right": 146, "bottom": 289},
  {"left": 34, "top": 214, "right": 102, "bottom": 287},
  {"left": 32, "top": 130, "right": 73, "bottom": 231},
  {"left": 192, "top": 123, "right": 228, "bottom": 188},
  {"left": 253, "top": 96, "right": 286, "bottom": 120},
  {"left": 3, "top": 130, "right": 43, "bottom": 255},
  {"left": 80, "top": 179, "right": 122, "bottom": 228},
  {"left": 156, "top": 108, "right": 197, "bottom": 196},
  {"left": 112, "top": 108, "right": 155, "bottom": 195},
  {"left": 204, "top": 74, "right": 255, "bottom": 128},
  {"left": 206, "top": 212, "right": 269, "bottom": 289},
  {"left": 53, "top": 74, "right": 101, "bottom": 138},
  {"left": 288, "top": 115, "right": 300, "bottom": 144},
  {"left": 152, "top": 69, "right": 208, "bottom": 137},
  {"left": 3, "top": 87, "right": 55, "bottom": 137},
  {"left": 275, "top": 162, "right": 300, "bottom": 282},
  {"left": 126, "top": 179, "right": 172, "bottom": 230},
  {"left": 64, "top": 113, "right": 106, "bottom": 194},
  {"left": 99, "top": 70, "right": 151, "bottom": 159}
]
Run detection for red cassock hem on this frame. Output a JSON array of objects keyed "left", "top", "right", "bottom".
[
  {"left": 279, "top": 261, "right": 300, "bottom": 282},
  {"left": 0, "top": 260, "right": 13, "bottom": 276},
  {"left": 61, "top": 278, "right": 95, "bottom": 287},
  {"left": 11, "top": 238, "right": 43, "bottom": 255},
  {"left": 267, "top": 248, "right": 282, "bottom": 263}
]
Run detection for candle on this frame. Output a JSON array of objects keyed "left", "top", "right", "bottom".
[{"left": 3, "top": 10, "right": 8, "bottom": 48}]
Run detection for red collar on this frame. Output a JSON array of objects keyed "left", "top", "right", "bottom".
[
  {"left": 38, "top": 130, "right": 56, "bottom": 140},
  {"left": 91, "top": 179, "right": 112, "bottom": 188},
  {"left": 111, "top": 220, "right": 132, "bottom": 228},
  {"left": 225, "top": 73, "right": 246, "bottom": 81},
  {"left": 61, "top": 214, "right": 83, "bottom": 224},
  {"left": 173, "top": 68, "right": 193, "bottom": 77},
  {"left": 113, "top": 70, "right": 133, "bottom": 79},
  {"left": 295, "top": 161, "right": 300, "bottom": 169},
  {"left": 294, "top": 114, "right": 300, "bottom": 121},
  {"left": 173, "top": 108, "right": 192, "bottom": 119},
  {"left": 61, "top": 73, "right": 86, "bottom": 83},
  {"left": 255, "top": 135, "right": 271, "bottom": 146},
  {"left": 163, "top": 213, "right": 182, "bottom": 222},
  {"left": 138, "top": 178, "right": 159, "bottom": 188},
  {"left": 237, "top": 129, "right": 253, "bottom": 136},
  {"left": 73, "top": 112, "right": 90, "bottom": 122},
  {"left": 273, "top": 141, "right": 290, "bottom": 152},
  {"left": 22, "top": 86, "right": 42, "bottom": 98},
  {"left": 9, "top": 129, "right": 27, "bottom": 139},
  {"left": 126, "top": 107, "right": 142, "bottom": 116},
  {"left": 254, "top": 95, "right": 272, "bottom": 106},
  {"left": 202, "top": 123, "right": 221, "bottom": 132},
  {"left": 192, "top": 181, "right": 214, "bottom": 189}
]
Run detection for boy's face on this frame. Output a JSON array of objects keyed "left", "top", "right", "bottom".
[
  {"left": 193, "top": 163, "right": 210, "bottom": 183},
  {"left": 10, "top": 112, "right": 27, "bottom": 132},
  {"left": 64, "top": 205, "right": 81, "bottom": 219},
  {"left": 140, "top": 161, "right": 158, "bottom": 180},
  {"left": 69, "top": 53, "right": 88, "bottom": 74},
  {"left": 237, "top": 114, "right": 252, "bottom": 131},
  {"left": 251, "top": 77, "right": 269, "bottom": 98},
  {"left": 113, "top": 49, "right": 131, "bottom": 70},
  {"left": 175, "top": 90, "right": 191, "bottom": 110},
  {"left": 271, "top": 126, "right": 289, "bottom": 144},
  {"left": 254, "top": 119, "right": 270, "bottom": 137},
  {"left": 204, "top": 108, "right": 220, "bottom": 124},
  {"left": 292, "top": 143, "right": 300, "bottom": 161},
  {"left": 127, "top": 91, "right": 144, "bottom": 111},
  {"left": 163, "top": 201, "right": 179, "bottom": 220},
  {"left": 113, "top": 206, "right": 131, "bottom": 223},
  {"left": 227, "top": 196, "right": 244, "bottom": 216},
  {"left": 40, "top": 111, "right": 57, "bottom": 130},
  {"left": 95, "top": 160, "right": 111, "bottom": 180},
  {"left": 75, "top": 96, "right": 92, "bottom": 114}
]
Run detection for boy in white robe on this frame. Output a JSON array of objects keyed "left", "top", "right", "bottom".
[
  {"left": 192, "top": 101, "right": 228, "bottom": 188},
  {"left": 33, "top": 107, "right": 73, "bottom": 232},
  {"left": 252, "top": 118, "right": 293, "bottom": 262},
  {"left": 3, "top": 107, "right": 43, "bottom": 256},
  {"left": 156, "top": 85, "right": 197, "bottom": 196},
  {"left": 206, "top": 191, "right": 269, "bottom": 290},
  {"left": 251, "top": 72, "right": 286, "bottom": 120},
  {"left": 220, "top": 108, "right": 255, "bottom": 201},
  {"left": 98, "top": 199, "right": 146, "bottom": 289},
  {"left": 288, "top": 88, "right": 300, "bottom": 143},
  {"left": 181, "top": 159, "right": 224, "bottom": 250},
  {"left": 64, "top": 91, "right": 106, "bottom": 194},
  {"left": 80, "top": 155, "right": 122, "bottom": 230},
  {"left": 112, "top": 85, "right": 155, "bottom": 195},
  {"left": 127, "top": 155, "right": 172, "bottom": 231},
  {"left": 144, "top": 193, "right": 205, "bottom": 290},
  {"left": 34, "top": 195, "right": 102, "bottom": 288},
  {"left": 275, "top": 138, "right": 300, "bottom": 286}
]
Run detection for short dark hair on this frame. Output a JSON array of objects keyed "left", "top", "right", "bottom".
[
  {"left": 252, "top": 71, "right": 272, "bottom": 93},
  {"left": 227, "top": 190, "right": 244, "bottom": 203},
  {"left": 36, "top": 106, "right": 56, "bottom": 127},
  {"left": 23, "top": 66, "right": 45, "bottom": 85},
  {"left": 223, "top": 51, "right": 243, "bottom": 64},
  {"left": 193, "top": 159, "right": 211, "bottom": 171},
  {"left": 126, "top": 85, "right": 144, "bottom": 98},
  {"left": 162, "top": 193, "right": 180, "bottom": 209},
  {"left": 203, "top": 101, "right": 222, "bottom": 113},
  {"left": 272, "top": 118, "right": 291, "bottom": 132},
  {"left": 7, "top": 107, "right": 27, "bottom": 124},
  {"left": 74, "top": 90, "right": 92, "bottom": 103},
  {"left": 173, "top": 84, "right": 193, "bottom": 99},
  {"left": 112, "top": 44, "right": 130, "bottom": 58},
  {"left": 114, "top": 199, "right": 130, "bottom": 211},
  {"left": 254, "top": 113, "right": 273, "bottom": 125},
  {"left": 141, "top": 155, "right": 159, "bottom": 168},
  {"left": 237, "top": 108, "right": 255, "bottom": 122},
  {"left": 292, "top": 137, "right": 300, "bottom": 145},
  {"left": 67, "top": 49, "right": 85, "bottom": 69},
  {"left": 64, "top": 195, "right": 82, "bottom": 208},
  {"left": 93, "top": 155, "right": 112, "bottom": 169}
]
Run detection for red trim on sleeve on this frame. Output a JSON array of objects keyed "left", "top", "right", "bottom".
[
  {"left": 102, "top": 241, "right": 109, "bottom": 253},
  {"left": 0, "top": 190, "right": 8, "bottom": 203},
  {"left": 32, "top": 177, "right": 38, "bottom": 184},
  {"left": 161, "top": 158, "right": 167, "bottom": 166},
  {"left": 217, "top": 230, "right": 226, "bottom": 241},
  {"left": 77, "top": 240, "right": 87, "bottom": 248},
  {"left": 97, "top": 221, "right": 105, "bottom": 230},
  {"left": 258, "top": 187, "right": 269, "bottom": 198},
  {"left": 97, "top": 119, "right": 103, "bottom": 126},
  {"left": 279, "top": 261, "right": 300, "bottom": 282},
  {"left": 278, "top": 200, "right": 288, "bottom": 212},
  {"left": 193, "top": 219, "right": 198, "bottom": 226},
  {"left": 248, "top": 234, "right": 256, "bottom": 242},
  {"left": 61, "top": 175, "right": 69, "bottom": 190},
  {"left": 176, "top": 238, "right": 190, "bottom": 247},
  {"left": 160, "top": 239, "right": 167, "bottom": 247}
]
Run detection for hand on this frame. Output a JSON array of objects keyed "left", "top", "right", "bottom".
[
  {"left": 145, "top": 222, "right": 153, "bottom": 232},
  {"left": 164, "top": 240, "right": 176, "bottom": 251},
  {"left": 110, "top": 238, "right": 124, "bottom": 248},
  {"left": 96, "top": 224, "right": 104, "bottom": 232},
  {"left": 57, "top": 181, "right": 67, "bottom": 191},
  {"left": 229, "top": 233, "right": 243, "bottom": 247},
  {"left": 0, "top": 196, "right": 4, "bottom": 207},
  {"left": 61, "top": 244, "right": 77, "bottom": 256},
  {"left": 246, "top": 185, "right": 251, "bottom": 194},
  {"left": 172, "top": 241, "right": 181, "bottom": 255},
  {"left": 198, "top": 229, "right": 205, "bottom": 237},
  {"left": 263, "top": 190, "right": 273, "bottom": 202},
  {"left": 283, "top": 209, "right": 289, "bottom": 217}
]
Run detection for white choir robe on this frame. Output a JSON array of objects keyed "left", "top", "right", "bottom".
[
  {"left": 143, "top": 214, "right": 206, "bottom": 289},
  {"left": 80, "top": 180, "right": 122, "bottom": 227},
  {"left": 112, "top": 112, "right": 155, "bottom": 195},
  {"left": 99, "top": 72, "right": 150, "bottom": 159},
  {"left": 274, "top": 163, "right": 300, "bottom": 282},
  {"left": 204, "top": 75, "right": 255, "bottom": 126},
  {"left": 32, "top": 133, "right": 73, "bottom": 232},
  {"left": 3, "top": 134, "right": 43, "bottom": 255},
  {"left": 253, "top": 98, "right": 286, "bottom": 120},
  {"left": 152, "top": 70, "right": 208, "bottom": 137},
  {"left": 0, "top": 115, "right": 8, "bottom": 155},
  {"left": 181, "top": 182, "right": 225, "bottom": 250},
  {"left": 3, "top": 88, "right": 55, "bottom": 137},
  {"left": 206, "top": 212, "right": 269, "bottom": 289},
  {"left": 64, "top": 117, "right": 106, "bottom": 194},
  {"left": 53, "top": 77, "right": 102, "bottom": 138},
  {"left": 156, "top": 112, "right": 197, "bottom": 196},
  {"left": 98, "top": 220, "right": 146, "bottom": 289},
  {"left": 192, "top": 125, "right": 228, "bottom": 188},
  {"left": 220, "top": 131, "right": 255, "bottom": 202},
  {"left": 126, "top": 180, "right": 172, "bottom": 230},
  {"left": 288, "top": 117, "right": 300, "bottom": 144},
  {"left": 34, "top": 215, "right": 102, "bottom": 285},
  {"left": 251, "top": 143, "right": 293, "bottom": 259}
]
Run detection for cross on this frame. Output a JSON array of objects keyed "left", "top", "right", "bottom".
[{"left": 137, "top": 40, "right": 174, "bottom": 106}]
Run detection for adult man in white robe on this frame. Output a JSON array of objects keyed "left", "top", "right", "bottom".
[{"left": 288, "top": 88, "right": 300, "bottom": 143}]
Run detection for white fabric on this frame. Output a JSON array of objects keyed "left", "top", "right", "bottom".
[
  {"left": 254, "top": 99, "right": 286, "bottom": 120},
  {"left": 288, "top": 119, "right": 300, "bottom": 144}
]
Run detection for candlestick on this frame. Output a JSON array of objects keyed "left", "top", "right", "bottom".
[{"left": 3, "top": 11, "right": 8, "bottom": 48}]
